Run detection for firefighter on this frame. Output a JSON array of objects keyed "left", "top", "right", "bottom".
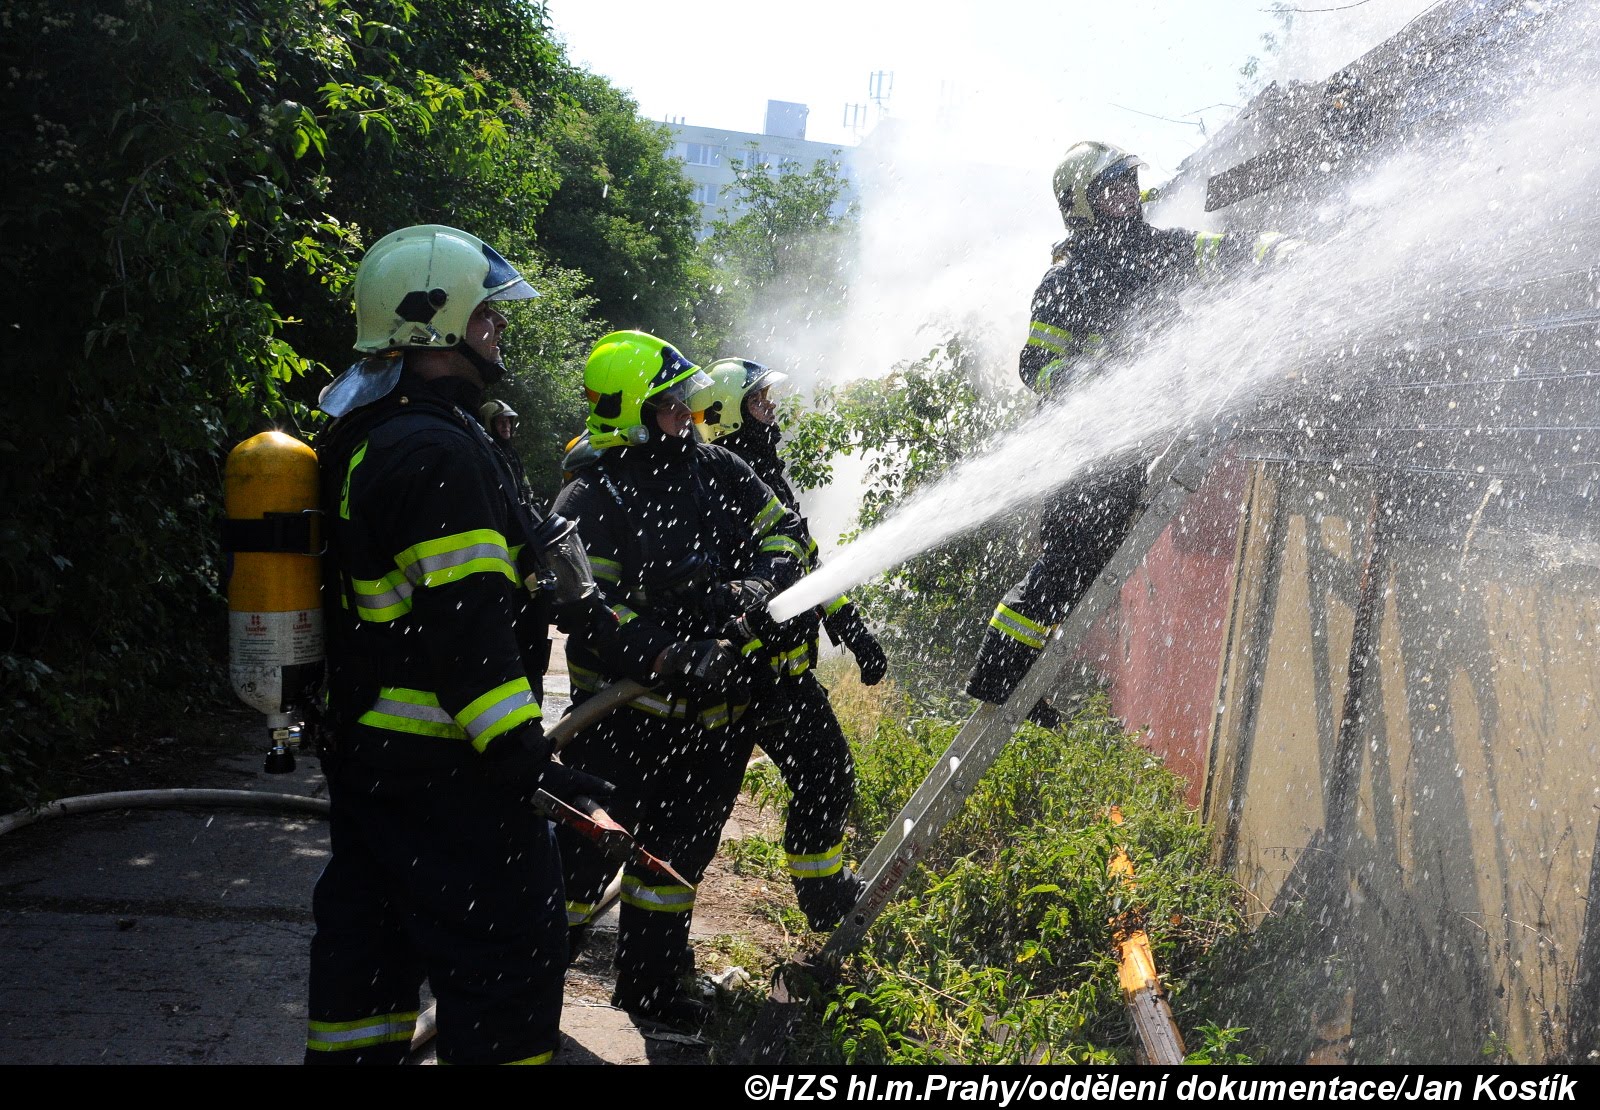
[
  {"left": 305, "top": 224, "right": 606, "bottom": 1065},
  {"left": 551, "top": 330, "right": 809, "bottom": 1029},
  {"left": 480, "top": 398, "right": 519, "bottom": 444},
  {"left": 967, "top": 142, "right": 1296, "bottom": 720},
  {"left": 690, "top": 357, "right": 887, "bottom": 930},
  {"left": 479, "top": 398, "right": 535, "bottom": 501}
]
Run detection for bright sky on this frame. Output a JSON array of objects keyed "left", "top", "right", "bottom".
[{"left": 543, "top": 0, "right": 1291, "bottom": 183}]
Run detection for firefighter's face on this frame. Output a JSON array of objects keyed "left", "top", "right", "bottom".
[
  {"left": 745, "top": 387, "right": 778, "bottom": 426},
  {"left": 465, "top": 301, "right": 508, "bottom": 367},
  {"left": 652, "top": 394, "right": 696, "bottom": 439},
  {"left": 1092, "top": 172, "right": 1141, "bottom": 219}
]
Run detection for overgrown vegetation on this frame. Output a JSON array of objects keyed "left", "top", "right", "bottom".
[{"left": 723, "top": 661, "right": 1258, "bottom": 1065}]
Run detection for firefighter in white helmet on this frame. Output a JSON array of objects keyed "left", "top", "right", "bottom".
[
  {"left": 967, "top": 142, "right": 1298, "bottom": 722},
  {"left": 690, "top": 357, "right": 886, "bottom": 930},
  {"left": 478, "top": 398, "right": 534, "bottom": 501},
  {"left": 305, "top": 225, "right": 608, "bottom": 1065}
]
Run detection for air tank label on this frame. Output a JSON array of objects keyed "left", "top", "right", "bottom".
[{"left": 229, "top": 609, "right": 325, "bottom": 666}]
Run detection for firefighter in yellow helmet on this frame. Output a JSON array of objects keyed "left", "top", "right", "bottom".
[
  {"left": 551, "top": 331, "right": 810, "bottom": 1029},
  {"left": 967, "top": 143, "right": 1298, "bottom": 722},
  {"left": 305, "top": 225, "right": 609, "bottom": 1065},
  {"left": 690, "top": 357, "right": 885, "bottom": 929}
]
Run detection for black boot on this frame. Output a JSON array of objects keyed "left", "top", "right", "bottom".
[
  {"left": 611, "top": 974, "right": 712, "bottom": 1031},
  {"left": 795, "top": 867, "right": 865, "bottom": 932}
]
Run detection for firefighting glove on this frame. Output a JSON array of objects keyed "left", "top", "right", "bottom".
[
  {"left": 483, "top": 720, "right": 553, "bottom": 801},
  {"left": 656, "top": 638, "right": 748, "bottom": 700},
  {"left": 823, "top": 604, "right": 888, "bottom": 685},
  {"left": 708, "top": 577, "right": 775, "bottom": 629},
  {"left": 553, "top": 591, "right": 613, "bottom": 637},
  {"left": 848, "top": 628, "right": 888, "bottom": 686},
  {"left": 538, "top": 760, "right": 617, "bottom": 808}
]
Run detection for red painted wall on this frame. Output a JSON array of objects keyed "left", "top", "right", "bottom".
[{"left": 1077, "top": 457, "right": 1249, "bottom": 807}]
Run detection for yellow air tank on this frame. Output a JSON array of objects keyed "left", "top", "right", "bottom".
[{"left": 223, "top": 431, "right": 322, "bottom": 770}]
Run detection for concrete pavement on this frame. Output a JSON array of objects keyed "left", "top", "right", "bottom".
[{"left": 0, "top": 634, "right": 721, "bottom": 1065}]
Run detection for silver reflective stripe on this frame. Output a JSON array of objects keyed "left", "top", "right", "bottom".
[
  {"left": 788, "top": 844, "right": 844, "bottom": 877},
  {"left": 1028, "top": 320, "right": 1074, "bottom": 354},
  {"left": 407, "top": 540, "right": 513, "bottom": 583},
  {"left": 460, "top": 681, "right": 539, "bottom": 743},
  {"left": 369, "top": 693, "right": 456, "bottom": 727},
  {"left": 989, "top": 604, "right": 1049, "bottom": 650},
  {"left": 621, "top": 875, "right": 695, "bottom": 913}
]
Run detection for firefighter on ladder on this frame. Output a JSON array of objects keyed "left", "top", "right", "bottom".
[
  {"left": 551, "top": 330, "right": 810, "bottom": 1029},
  {"left": 966, "top": 142, "right": 1298, "bottom": 721},
  {"left": 304, "top": 224, "right": 609, "bottom": 1065},
  {"left": 690, "top": 357, "right": 888, "bottom": 931}
]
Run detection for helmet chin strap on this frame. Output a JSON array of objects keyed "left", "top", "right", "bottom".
[{"left": 457, "top": 342, "right": 505, "bottom": 386}]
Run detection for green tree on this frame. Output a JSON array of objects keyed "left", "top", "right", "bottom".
[
  {"left": 698, "top": 149, "right": 856, "bottom": 355},
  {"left": 783, "top": 336, "right": 1031, "bottom": 700},
  {"left": 535, "top": 71, "right": 701, "bottom": 341},
  {"left": 0, "top": 0, "right": 688, "bottom": 806}
]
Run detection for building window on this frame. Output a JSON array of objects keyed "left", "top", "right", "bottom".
[
  {"left": 691, "top": 182, "right": 718, "bottom": 205},
  {"left": 681, "top": 142, "right": 721, "bottom": 166}
]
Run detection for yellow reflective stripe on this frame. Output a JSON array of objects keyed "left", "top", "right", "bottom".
[
  {"left": 458, "top": 676, "right": 541, "bottom": 751},
  {"left": 307, "top": 1011, "right": 418, "bottom": 1053},
  {"left": 823, "top": 595, "right": 849, "bottom": 616},
  {"left": 1253, "top": 231, "right": 1285, "bottom": 263},
  {"left": 339, "top": 441, "right": 368, "bottom": 521},
  {"left": 989, "top": 603, "right": 1050, "bottom": 650},
  {"left": 612, "top": 604, "right": 638, "bottom": 626},
  {"left": 569, "top": 663, "right": 601, "bottom": 692},
  {"left": 761, "top": 534, "right": 807, "bottom": 560},
  {"left": 788, "top": 842, "right": 845, "bottom": 878},
  {"left": 621, "top": 874, "right": 695, "bottom": 913},
  {"left": 359, "top": 687, "right": 463, "bottom": 739},
  {"left": 567, "top": 899, "right": 604, "bottom": 926},
  {"left": 395, "top": 528, "right": 516, "bottom": 588},
  {"left": 351, "top": 568, "right": 413, "bottom": 622},
  {"left": 1194, "top": 231, "right": 1224, "bottom": 274},
  {"left": 505, "top": 1050, "right": 554, "bottom": 1065},
  {"left": 752, "top": 497, "right": 785, "bottom": 536},
  {"left": 768, "top": 642, "right": 812, "bottom": 676},
  {"left": 1026, "top": 319, "right": 1074, "bottom": 354},
  {"left": 590, "top": 555, "right": 623, "bottom": 584}
]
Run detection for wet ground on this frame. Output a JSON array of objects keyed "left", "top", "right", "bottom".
[{"left": 0, "top": 635, "right": 796, "bottom": 1065}]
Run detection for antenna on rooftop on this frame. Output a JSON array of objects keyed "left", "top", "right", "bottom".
[
  {"left": 869, "top": 70, "right": 894, "bottom": 118},
  {"left": 843, "top": 102, "right": 869, "bottom": 140}
]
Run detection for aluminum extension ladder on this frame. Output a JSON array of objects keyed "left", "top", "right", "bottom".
[{"left": 732, "top": 433, "right": 1221, "bottom": 1064}]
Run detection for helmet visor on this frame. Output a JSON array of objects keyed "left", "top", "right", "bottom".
[
  {"left": 481, "top": 243, "right": 539, "bottom": 301},
  {"left": 655, "top": 368, "right": 715, "bottom": 408},
  {"left": 644, "top": 344, "right": 712, "bottom": 407}
]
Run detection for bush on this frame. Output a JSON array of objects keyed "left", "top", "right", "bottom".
[{"left": 821, "top": 696, "right": 1251, "bottom": 1064}]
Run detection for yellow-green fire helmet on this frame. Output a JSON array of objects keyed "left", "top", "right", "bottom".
[{"left": 582, "top": 330, "right": 712, "bottom": 449}]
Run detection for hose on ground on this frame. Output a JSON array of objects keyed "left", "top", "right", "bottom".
[{"left": 0, "top": 788, "right": 330, "bottom": 838}]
